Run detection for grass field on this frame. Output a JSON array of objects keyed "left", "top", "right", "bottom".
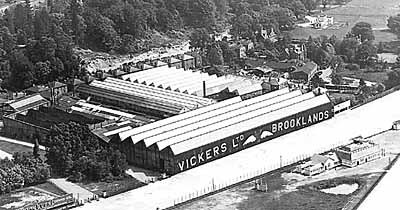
[
  {"left": 78, "top": 177, "right": 146, "bottom": 198},
  {"left": 291, "top": 0, "right": 400, "bottom": 42},
  {"left": 337, "top": 69, "right": 389, "bottom": 83}
]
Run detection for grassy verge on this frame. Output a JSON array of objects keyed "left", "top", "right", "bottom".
[
  {"left": 337, "top": 69, "right": 388, "bottom": 83},
  {"left": 35, "top": 182, "right": 67, "bottom": 196},
  {"left": 237, "top": 173, "right": 379, "bottom": 210},
  {"left": 78, "top": 177, "right": 146, "bottom": 198}
]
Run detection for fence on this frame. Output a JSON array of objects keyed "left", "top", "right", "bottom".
[{"left": 169, "top": 139, "right": 351, "bottom": 209}]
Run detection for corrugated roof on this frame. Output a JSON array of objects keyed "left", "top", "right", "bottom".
[
  {"left": 9, "top": 94, "right": 49, "bottom": 112},
  {"left": 157, "top": 91, "right": 313, "bottom": 151},
  {"left": 104, "top": 78, "right": 213, "bottom": 106},
  {"left": 170, "top": 94, "right": 331, "bottom": 155},
  {"left": 78, "top": 78, "right": 214, "bottom": 116},
  {"left": 117, "top": 96, "right": 244, "bottom": 141},
  {"left": 140, "top": 88, "right": 301, "bottom": 150},
  {"left": 121, "top": 66, "right": 261, "bottom": 97}
]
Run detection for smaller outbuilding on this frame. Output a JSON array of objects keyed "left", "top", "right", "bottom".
[
  {"left": 393, "top": 120, "right": 400, "bottom": 130},
  {"left": 295, "top": 152, "right": 339, "bottom": 176},
  {"left": 290, "top": 62, "right": 318, "bottom": 82}
]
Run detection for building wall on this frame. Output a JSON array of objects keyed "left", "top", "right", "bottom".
[
  {"left": 337, "top": 145, "right": 384, "bottom": 167},
  {"left": 3, "top": 115, "right": 49, "bottom": 144},
  {"left": 166, "top": 102, "right": 334, "bottom": 174},
  {"left": 118, "top": 101, "right": 335, "bottom": 175}
]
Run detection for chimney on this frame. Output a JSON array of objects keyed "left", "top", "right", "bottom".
[{"left": 203, "top": 81, "right": 206, "bottom": 97}]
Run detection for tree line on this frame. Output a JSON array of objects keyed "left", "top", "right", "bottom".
[
  {"left": 0, "top": 152, "right": 50, "bottom": 195},
  {"left": 43, "top": 122, "right": 129, "bottom": 183}
]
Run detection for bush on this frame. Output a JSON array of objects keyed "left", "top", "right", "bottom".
[
  {"left": 46, "top": 122, "right": 129, "bottom": 182},
  {"left": 0, "top": 153, "right": 50, "bottom": 195}
]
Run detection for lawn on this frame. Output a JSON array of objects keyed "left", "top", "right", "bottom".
[
  {"left": 236, "top": 174, "right": 378, "bottom": 210},
  {"left": 0, "top": 189, "right": 55, "bottom": 210},
  {"left": 291, "top": 0, "right": 400, "bottom": 43},
  {"left": 337, "top": 69, "right": 388, "bottom": 83},
  {"left": 78, "top": 177, "right": 146, "bottom": 198},
  {"left": 35, "top": 182, "right": 67, "bottom": 196}
]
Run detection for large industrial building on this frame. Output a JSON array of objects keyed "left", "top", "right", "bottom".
[
  {"left": 109, "top": 88, "right": 334, "bottom": 175},
  {"left": 120, "top": 66, "right": 264, "bottom": 99},
  {"left": 76, "top": 77, "right": 215, "bottom": 118}
]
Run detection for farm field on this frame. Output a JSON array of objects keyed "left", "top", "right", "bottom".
[{"left": 291, "top": 0, "right": 400, "bottom": 43}]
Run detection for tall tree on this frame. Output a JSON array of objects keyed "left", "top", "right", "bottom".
[
  {"left": 186, "top": 0, "right": 217, "bottom": 29},
  {"left": 351, "top": 22, "right": 375, "bottom": 42},
  {"left": 301, "top": 0, "right": 318, "bottom": 12}
]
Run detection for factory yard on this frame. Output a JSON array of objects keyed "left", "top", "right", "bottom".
[
  {"left": 175, "top": 130, "right": 400, "bottom": 210},
  {"left": 291, "top": 0, "right": 400, "bottom": 43},
  {"left": 76, "top": 88, "right": 400, "bottom": 210}
]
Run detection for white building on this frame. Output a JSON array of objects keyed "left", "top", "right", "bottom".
[{"left": 299, "top": 15, "right": 334, "bottom": 29}]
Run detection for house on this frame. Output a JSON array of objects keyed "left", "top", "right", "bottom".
[
  {"left": 262, "top": 77, "right": 288, "bottom": 92},
  {"left": 310, "top": 15, "right": 334, "bottom": 29},
  {"left": 259, "top": 27, "right": 278, "bottom": 43},
  {"left": 289, "top": 40, "right": 307, "bottom": 60},
  {"left": 290, "top": 62, "right": 318, "bottom": 82},
  {"left": 336, "top": 137, "right": 385, "bottom": 167},
  {"left": 295, "top": 152, "right": 339, "bottom": 176}
]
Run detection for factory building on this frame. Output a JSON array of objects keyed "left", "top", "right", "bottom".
[
  {"left": 110, "top": 88, "right": 334, "bottom": 175},
  {"left": 76, "top": 77, "right": 215, "bottom": 118},
  {"left": 120, "top": 66, "right": 264, "bottom": 99}
]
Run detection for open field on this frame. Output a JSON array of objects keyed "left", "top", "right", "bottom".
[
  {"left": 174, "top": 130, "right": 400, "bottom": 210},
  {"left": 337, "top": 69, "right": 388, "bottom": 83},
  {"left": 78, "top": 177, "right": 146, "bottom": 198},
  {"left": 291, "top": 0, "right": 400, "bottom": 42}
]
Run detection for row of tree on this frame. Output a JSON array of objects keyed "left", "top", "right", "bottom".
[
  {"left": 43, "top": 122, "right": 128, "bottom": 182},
  {"left": 0, "top": 152, "right": 50, "bottom": 194},
  {"left": 0, "top": 0, "right": 81, "bottom": 91}
]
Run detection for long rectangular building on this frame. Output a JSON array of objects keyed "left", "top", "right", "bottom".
[
  {"left": 121, "top": 66, "right": 264, "bottom": 98},
  {"left": 114, "top": 89, "right": 334, "bottom": 174},
  {"left": 76, "top": 78, "right": 215, "bottom": 118}
]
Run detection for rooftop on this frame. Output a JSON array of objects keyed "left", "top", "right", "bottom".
[
  {"left": 338, "top": 140, "right": 377, "bottom": 152},
  {"left": 8, "top": 94, "right": 49, "bottom": 112}
]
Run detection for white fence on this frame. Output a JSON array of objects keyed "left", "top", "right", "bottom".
[{"left": 170, "top": 139, "right": 351, "bottom": 208}]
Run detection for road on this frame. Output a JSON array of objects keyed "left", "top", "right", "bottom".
[{"left": 75, "top": 89, "right": 400, "bottom": 210}]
